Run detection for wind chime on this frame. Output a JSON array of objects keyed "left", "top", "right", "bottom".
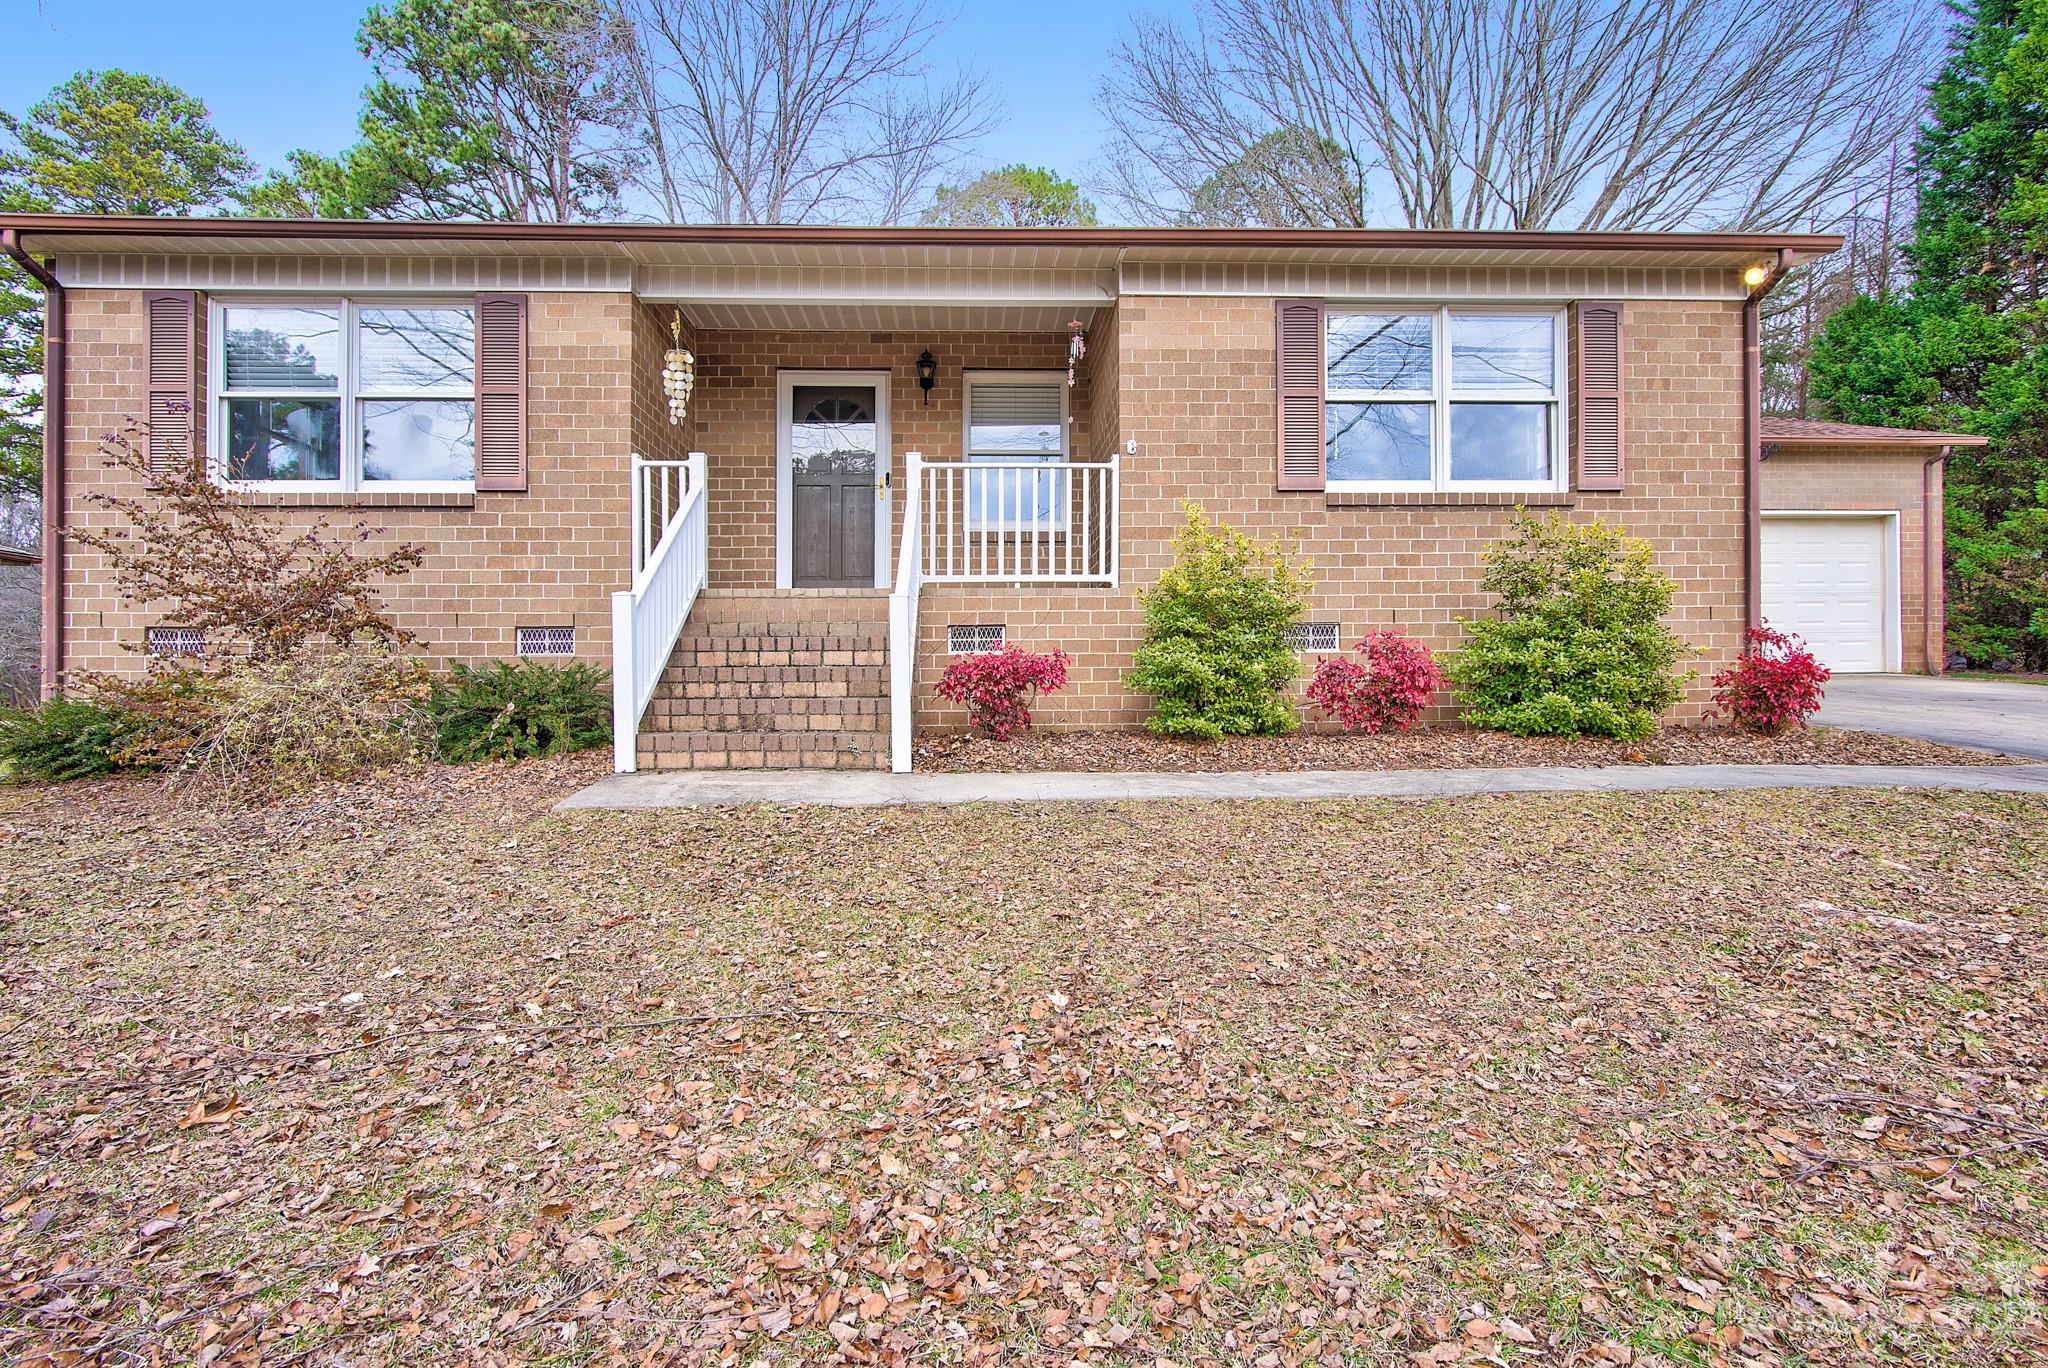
[
  {"left": 1066, "top": 318, "right": 1087, "bottom": 388},
  {"left": 662, "top": 308, "right": 696, "bottom": 425}
]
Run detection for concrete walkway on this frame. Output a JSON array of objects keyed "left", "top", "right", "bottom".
[
  {"left": 559, "top": 762, "right": 2048, "bottom": 809},
  {"left": 1817, "top": 674, "right": 2048, "bottom": 760}
]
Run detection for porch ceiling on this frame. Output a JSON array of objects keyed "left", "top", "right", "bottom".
[{"left": 674, "top": 301, "right": 1101, "bottom": 332}]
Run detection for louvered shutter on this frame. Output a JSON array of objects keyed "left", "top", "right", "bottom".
[
  {"left": 144, "top": 291, "right": 198, "bottom": 483},
  {"left": 1573, "top": 301, "right": 1625, "bottom": 491},
  {"left": 474, "top": 293, "right": 528, "bottom": 491},
  {"left": 1275, "top": 299, "right": 1325, "bottom": 490}
]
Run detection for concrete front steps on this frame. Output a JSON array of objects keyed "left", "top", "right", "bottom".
[{"left": 635, "top": 590, "right": 892, "bottom": 771}]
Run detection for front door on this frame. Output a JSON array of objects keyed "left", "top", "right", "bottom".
[{"left": 780, "top": 372, "right": 889, "bottom": 588}]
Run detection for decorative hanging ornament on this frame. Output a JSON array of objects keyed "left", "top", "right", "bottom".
[
  {"left": 1066, "top": 319, "right": 1087, "bottom": 388},
  {"left": 662, "top": 307, "right": 695, "bottom": 426}
]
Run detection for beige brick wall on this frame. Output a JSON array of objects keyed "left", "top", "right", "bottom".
[
  {"left": 914, "top": 295, "right": 1752, "bottom": 729},
  {"left": 59, "top": 284, "right": 1802, "bottom": 733},
  {"left": 1759, "top": 444, "right": 1942, "bottom": 673},
  {"left": 60, "top": 289, "right": 644, "bottom": 678}
]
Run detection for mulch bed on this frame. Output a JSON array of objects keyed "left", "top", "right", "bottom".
[{"left": 914, "top": 722, "right": 2019, "bottom": 773}]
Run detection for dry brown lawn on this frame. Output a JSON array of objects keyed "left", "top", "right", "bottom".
[{"left": 1, "top": 756, "right": 2044, "bottom": 1366}]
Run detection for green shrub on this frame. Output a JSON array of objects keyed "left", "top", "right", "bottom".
[
  {"left": 430, "top": 659, "right": 612, "bottom": 762},
  {"left": 1127, "top": 502, "right": 1311, "bottom": 740},
  {"left": 0, "top": 697, "right": 139, "bottom": 783},
  {"left": 1447, "top": 511, "right": 1693, "bottom": 741}
]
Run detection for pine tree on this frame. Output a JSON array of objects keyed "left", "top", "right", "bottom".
[{"left": 1808, "top": 0, "right": 2048, "bottom": 667}]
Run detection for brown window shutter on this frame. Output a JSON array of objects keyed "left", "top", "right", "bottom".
[
  {"left": 144, "top": 291, "right": 198, "bottom": 483},
  {"left": 475, "top": 293, "right": 528, "bottom": 491},
  {"left": 1573, "top": 301, "right": 1625, "bottom": 491},
  {"left": 1275, "top": 298, "right": 1325, "bottom": 490}
]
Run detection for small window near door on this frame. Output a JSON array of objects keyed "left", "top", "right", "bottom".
[{"left": 965, "top": 374, "right": 1067, "bottom": 530}]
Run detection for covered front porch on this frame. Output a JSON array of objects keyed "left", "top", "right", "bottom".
[{"left": 610, "top": 269, "right": 1124, "bottom": 775}]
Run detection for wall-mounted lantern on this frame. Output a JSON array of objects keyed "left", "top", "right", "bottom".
[
  {"left": 916, "top": 349, "right": 937, "bottom": 405},
  {"left": 662, "top": 307, "right": 695, "bottom": 426}
]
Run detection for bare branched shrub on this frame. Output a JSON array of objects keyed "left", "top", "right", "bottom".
[
  {"left": 65, "top": 422, "right": 425, "bottom": 659},
  {"left": 90, "top": 639, "right": 434, "bottom": 797}
]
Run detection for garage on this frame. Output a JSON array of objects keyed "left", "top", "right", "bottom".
[
  {"left": 1761, "top": 514, "right": 1895, "bottom": 672},
  {"left": 1757, "top": 417, "right": 1989, "bottom": 676}
]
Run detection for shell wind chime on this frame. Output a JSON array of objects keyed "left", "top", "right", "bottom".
[
  {"left": 662, "top": 308, "right": 696, "bottom": 425},
  {"left": 1066, "top": 319, "right": 1087, "bottom": 388}
]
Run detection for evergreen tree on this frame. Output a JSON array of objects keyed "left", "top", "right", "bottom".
[
  {"left": 923, "top": 166, "right": 1096, "bottom": 227},
  {"left": 0, "top": 71, "right": 255, "bottom": 522},
  {"left": 258, "top": 0, "right": 639, "bottom": 222},
  {"left": 1808, "top": 0, "right": 2048, "bottom": 666}
]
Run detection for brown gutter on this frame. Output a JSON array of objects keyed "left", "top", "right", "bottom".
[
  {"left": 1, "top": 228, "right": 61, "bottom": 696},
  {"left": 1743, "top": 249, "right": 1802, "bottom": 643},
  {"left": 1924, "top": 448, "right": 1948, "bottom": 674},
  {"left": 0, "top": 210, "right": 1846, "bottom": 255}
]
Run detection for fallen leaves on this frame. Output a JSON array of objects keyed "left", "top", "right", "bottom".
[{"left": 0, "top": 757, "right": 2043, "bottom": 1365}]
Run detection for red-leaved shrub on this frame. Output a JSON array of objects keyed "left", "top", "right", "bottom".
[
  {"left": 1304, "top": 629, "right": 1443, "bottom": 733},
  {"left": 1712, "top": 624, "right": 1832, "bottom": 735},
  {"left": 935, "top": 646, "right": 1071, "bottom": 739}
]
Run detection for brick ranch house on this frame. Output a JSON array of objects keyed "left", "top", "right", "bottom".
[{"left": 0, "top": 216, "right": 1987, "bottom": 773}]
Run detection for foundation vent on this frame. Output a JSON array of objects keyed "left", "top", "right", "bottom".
[
  {"left": 1286, "top": 622, "right": 1341, "bottom": 653},
  {"left": 515, "top": 625, "right": 576, "bottom": 657},
  {"left": 145, "top": 626, "right": 207, "bottom": 657},
  {"left": 946, "top": 623, "right": 1006, "bottom": 654}
]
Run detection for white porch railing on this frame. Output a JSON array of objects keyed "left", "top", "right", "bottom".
[
  {"left": 611, "top": 452, "right": 707, "bottom": 773},
  {"left": 887, "top": 454, "right": 1120, "bottom": 773},
  {"left": 914, "top": 456, "right": 1119, "bottom": 584},
  {"left": 887, "top": 452, "right": 926, "bottom": 774}
]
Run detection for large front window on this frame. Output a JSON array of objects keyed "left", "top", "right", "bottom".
[
  {"left": 214, "top": 299, "right": 476, "bottom": 490},
  {"left": 1325, "top": 308, "right": 1565, "bottom": 492}
]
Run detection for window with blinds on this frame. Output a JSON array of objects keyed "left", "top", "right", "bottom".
[
  {"left": 965, "top": 373, "right": 1068, "bottom": 530},
  {"left": 215, "top": 298, "right": 476, "bottom": 490}
]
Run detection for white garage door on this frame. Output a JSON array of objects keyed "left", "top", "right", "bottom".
[{"left": 1761, "top": 516, "right": 1890, "bottom": 673}]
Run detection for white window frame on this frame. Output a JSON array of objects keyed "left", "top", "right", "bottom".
[
  {"left": 208, "top": 295, "right": 477, "bottom": 495},
  {"left": 1324, "top": 305, "right": 1569, "bottom": 495},
  {"left": 962, "top": 369, "right": 1071, "bottom": 533}
]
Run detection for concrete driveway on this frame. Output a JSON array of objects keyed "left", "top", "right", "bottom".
[{"left": 1816, "top": 674, "right": 2048, "bottom": 760}]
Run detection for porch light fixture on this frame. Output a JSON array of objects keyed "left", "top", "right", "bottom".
[
  {"left": 1741, "top": 263, "right": 1772, "bottom": 289},
  {"left": 916, "top": 349, "right": 937, "bottom": 404},
  {"left": 662, "top": 307, "right": 695, "bottom": 426}
]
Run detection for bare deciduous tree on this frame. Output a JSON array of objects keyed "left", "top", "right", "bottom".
[
  {"left": 611, "top": 0, "right": 993, "bottom": 224},
  {"left": 1099, "top": 0, "right": 1942, "bottom": 231}
]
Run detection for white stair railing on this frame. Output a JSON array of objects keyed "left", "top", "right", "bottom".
[
  {"left": 887, "top": 451, "right": 925, "bottom": 774},
  {"left": 916, "top": 456, "right": 1118, "bottom": 584},
  {"left": 611, "top": 452, "right": 708, "bottom": 773}
]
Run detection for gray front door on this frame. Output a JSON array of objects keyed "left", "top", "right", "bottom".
[{"left": 788, "top": 383, "right": 879, "bottom": 587}]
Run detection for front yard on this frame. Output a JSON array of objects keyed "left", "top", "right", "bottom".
[{"left": 2, "top": 758, "right": 2044, "bottom": 1365}]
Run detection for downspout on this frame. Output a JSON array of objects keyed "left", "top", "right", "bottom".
[
  {"left": 1, "top": 229, "right": 62, "bottom": 696},
  {"left": 1924, "top": 447, "right": 1948, "bottom": 674},
  {"left": 1743, "top": 249, "right": 1797, "bottom": 641}
]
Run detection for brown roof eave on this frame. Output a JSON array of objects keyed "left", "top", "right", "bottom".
[{"left": 0, "top": 211, "right": 1846, "bottom": 256}]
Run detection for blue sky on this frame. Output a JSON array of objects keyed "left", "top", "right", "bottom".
[{"left": 1, "top": 0, "right": 1135, "bottom": 198}]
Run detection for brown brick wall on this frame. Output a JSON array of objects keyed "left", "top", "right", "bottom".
[
  {"left": 1759, "top": 444, "right": 1942, "bottom": 673},
  {"left": 60, "top": 289, "right": 642, "bottom": 678},
  {"left": 914, "top": 294, "right": 1753, "bottom": 730},
  {"left": 691, "top": 329, "right": 1087, "bottom": 588}
]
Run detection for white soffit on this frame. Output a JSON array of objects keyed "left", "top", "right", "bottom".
[{"left": 678, "top": 301, "right": 1100, "bottom": 332}]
